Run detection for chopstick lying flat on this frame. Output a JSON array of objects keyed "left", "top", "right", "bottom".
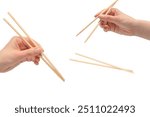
[
  {"left": 70, "top": 53, "right": 133, "bottom": 73},
  {"left": 76, "top": 0, "right": 119, "bottom": 43},
  {"left": 3, "top": 12, "right": 65, "bottom": 81}
]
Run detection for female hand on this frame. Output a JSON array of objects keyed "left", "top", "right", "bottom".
[
  {"left": 0, "top": 36, "right": 43, "bottom": 72},
  {"left": 95, "top": 8, "right": 137, "bottom": 36}
]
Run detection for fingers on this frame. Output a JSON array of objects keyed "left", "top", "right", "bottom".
[
  {"left": 23, "top": 37, "right": 36, "bottom": 47},
  {"left": 18, "top": 47, "right": 43, "bottom": 64},
  {"left": 25, "top": 56, "right": 40, "bottom": 65},
  {"left": 95, "top": 8, "right": 119, "bottom": 24},
  {"left": 34, "top": 56, "right": 40, "bottom": 65},
  {"left": 95, "top": 8, "right": 118, "bottom": 33},
  {"left": 98, "top": 12, "right": 118, "bottom": 32},
  {"left": 31, "top": 39, "right": 44, "bottom": 51},
  {"left": 14, "top": 36, "right": 44, "bottom": 51},
  {"left": 100, "top": 24, "right": 110, "bottom": 32},
  {"left": 14, "top": 36, "right": 44, "bottom": 65},
  {"left": 100, "top": 21, "right": 117, "bottom": 32},
  {"left": 22, "top": 47, "right": 43, "bottom": 57},
  {"left": 99, "top": 14, "right": 118, "bottom": 24},
  {"left": 103, "top": 25, "right": 110, "bottom": 32}
]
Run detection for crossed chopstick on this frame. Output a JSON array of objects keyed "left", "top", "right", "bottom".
[
  {"left": 76, "top": 0, "right": 119, "bottom": 43},
  {"left": 3, "top": 12, "right": 65, "bottom": 81},
  {"left": 70, "top": 53, "right": 133, "bottom": 73}
]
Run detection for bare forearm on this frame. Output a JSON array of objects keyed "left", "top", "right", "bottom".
[
  {"left": 0, "top": 52, "right": 3, "bottom": 72},
  {"left": 134, "top": 20, "right": 150, "bottom": 40}
]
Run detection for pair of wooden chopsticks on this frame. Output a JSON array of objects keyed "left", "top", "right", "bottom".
[
  {"left": 3, "top": 12, "right": 65, "bottom": 81},
  {"left": 70, "top": 53, "right": 133, "bottom": 73},
  {"left": 76, "top": 0, "right": 119, "bottom": 43}
]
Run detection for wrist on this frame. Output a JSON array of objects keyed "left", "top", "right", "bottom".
[
  {"left": 130, "top": 19, "right": 139, "bottom": 37},
  {"left": 132, "top": 19, "right": 150, "bottom": 39},
  {"left": 133, "top": 19, "right": 140, "bottom": 36}
]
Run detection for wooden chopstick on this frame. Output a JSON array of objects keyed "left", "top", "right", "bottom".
[
  {"left": 7, "top": 12, "right": 65, "bottom": 80},
  {"left": 76, "top": 0, "right": 118, "bottom": 37},
  {"left": 3, "top": 19, "right": 32, "bottom": 47},
  {"left": 84, "top": 0, "right": 118, "bottom": 43},
  {"left": 70, "top": 59, "right": 133, "bottom": 73},
  {"left": 70, "top": 53, "right": 133, "bottom": 73},
  {"left": 8, "top": 12, "right": 61, "bottom": 73},
  {"left": 4, "top": 12, "right": 65, "bottom": 81},
  {"left": 84, "top": 7, "right": 112, "bottom": 43},
  {"left": 70, "top": 59, "right": 119, "bottom": 70},
  {"left": 41, "top": 54, "right": 65, "bottom": 81},
  {"left": 84, "top": 23, "right": 99, "bottom": 43},
  {"left": 41, "top": 53, "right": 65, "bottom": 81},
  {"left": 76, "top": 17, "right": 99, "bottom": 37},
  {"left": 75, "top": 53, "right": 132, "bottom": 71}
]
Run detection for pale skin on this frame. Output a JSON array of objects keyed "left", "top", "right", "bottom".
[
  {"left": 95, "top": 8, "right": 150, "bottom": 40},
  {"left": 0, "top": 36, "right": 43, "bottom": 72}
]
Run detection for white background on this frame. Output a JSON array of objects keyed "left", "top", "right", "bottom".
[{"left": 0, "top": 0, "right": 150, "bottom": 116}]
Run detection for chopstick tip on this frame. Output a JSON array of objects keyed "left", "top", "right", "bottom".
[
  {"left": 128, "top": 70, "right": 134, "bottom": 74},
  {"left": 3, "top": 18, "right": 6, "bottom": 21},
  {"left": 60, "top": 77, "right": 65, "bottom": 82},
  {"left": 7, "top": 12, "right": 11, "bottom": 15},
  {"left": 76, "top": 33, "right": 80, "bottom": 37},
  {"left": 62, "top": 79, "right": 65, "bottom": 82},
  {"left": 84, "top": 39, "right": 88, "bottom": 43}
]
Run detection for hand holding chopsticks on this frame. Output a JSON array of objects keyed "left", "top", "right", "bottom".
[
  {"left": 3, "top": 12, "right": 65, "bottom": 81},
  {"left": 73, "top": 0, "right": 134, "bottom": 73},
  {"left": 76, "top": 0, "right": 119, "bottom": 43}
]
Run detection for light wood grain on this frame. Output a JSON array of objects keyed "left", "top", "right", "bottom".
[{"left": 70, "top": 53, "right": 133, "bottom": 73}]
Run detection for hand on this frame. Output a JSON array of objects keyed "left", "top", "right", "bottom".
[
  {"left": 0, "top": 36, "right": 43, "bottom": 72},
  {"left": 95, "top": 8, "right": 137, "bottom": 36}
]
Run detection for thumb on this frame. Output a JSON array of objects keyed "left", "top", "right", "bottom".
[
  {"left": 99, "top": 15, "right": 118, "bottom": 24},
  {"left": 18, "top": 47, "right": 43, "bottom": 60}
]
